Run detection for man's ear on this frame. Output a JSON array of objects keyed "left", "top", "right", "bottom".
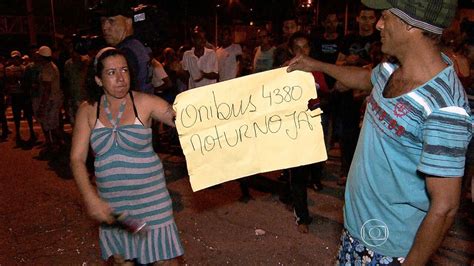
[{"left": 95, "top": 76, "right": 103, "bottom": 87}]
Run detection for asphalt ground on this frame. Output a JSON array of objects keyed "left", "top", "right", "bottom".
[{"left": 0, "top": 108, "right": 473, "bottom": 265}]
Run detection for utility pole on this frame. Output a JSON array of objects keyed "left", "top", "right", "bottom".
[
  {"left": 26, "top": 0, "right": 37, "bottom": 46},
  {"left": 50, "top": 0, "right": 57, "bottom": 48}
]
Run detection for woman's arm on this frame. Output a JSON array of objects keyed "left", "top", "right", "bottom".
[
  {"left": 70, "top": 102, "right": 114, "bottom": 224},
  {"left": 139, "top": 92, "right": 176, "bottom": 127}
]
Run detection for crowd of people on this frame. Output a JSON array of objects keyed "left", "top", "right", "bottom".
[
  {"left": 1, "top": 46, "right": 64, "bottom": 157},
  {"left": 0, "top": 0, "right": 473, "bottom": 264}
]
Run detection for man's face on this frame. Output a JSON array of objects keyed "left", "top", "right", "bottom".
[
  {"left": 192, "top": 33, "right": 206, "bottom": 49},
  {"left": 257, "top": 30, "right": 271, "bottom": 46},
  {"left": 31, "top": 52, "right": 41, "bottom": 63},
  {"left": 324, "top": 14, "right": 339, "bottom": 34},
  {"left": 357, "top": 10, "right": 377, "bottom": 34},
  {"left": 220, "top": 29, "right": 232, "bottom": 47},
  {"left": 11, "top": 57, "right": 22, "bottom": 66},
  {"left": 376, "top": 10, "right": 406, "bottom": 56},
  {"left": 291, "top": 37, "right": 311, "bottom": 56},
  {"left": 63, "top": 38, "right": 73, "bottom": 53},
  {"left": 101, "top": 15, "right": 131, "bottom": 46},
  {"left": 283, "top": 20, "right": 299, "bottom": 38}
]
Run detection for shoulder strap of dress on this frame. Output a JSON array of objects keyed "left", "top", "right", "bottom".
[
  {"left": 129, "top": 90, "right": 145, "bottom": 126},
  {"left": 129, "top": 90, "right": 139, "bottom": 118}
]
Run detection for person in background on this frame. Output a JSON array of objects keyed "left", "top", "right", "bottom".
[
  {"left": 64, "top": 36, "right": 91, "bottom": 126},
  {"left": 36, "top": 46, "right": 64, "bottom": 157},
  {"left": 181, "top": 30, "right": 219, "bottom": 89},
  {"left": 311, "top": 11, "right": 344, "bottom": 157},
  {"left": 216, "top": 26, "right": 243, "bottom": 82},
  {"left": 97, "top": 0, "right": 154, "bottom": 94},
  {"left": 441, "top": 30, "right": 471, "bottom": 87},
  {"left": 312, "top": 12, "right": 344, "bottom": 84},
  {"left": 175, "top": 45, "right": 192, "bottom": 93},
  {"left": 280, "top": 31, "right": 329, "bottom": 233},
  {"left": 193, "top": 25, "right": 216, "bottom": 50},
  {"left": 151, "top": 57, "right": 172, "bottom": 98},
  {"left": 160, "top": 47, "right": 187, "bottom": 151},
  {"left": 335, "top": 6, "right": 379, "bottom": 186},
  {"left": 22, "top": 49, "right": 42, "bottom": 146},
  {"left": 150, "top": 56, "right": 173, "bottom": 152},
  {"left": 5, "top": 50, "right": 36, "bottom": 146},
  {"left": 288, "top": 0, "right": 472, "bottom": 263},
  {"left": 0, "top": 56, "right": 8, "bottom": 141},
  {"left": 252, "top": 28, "right": 275, "bottom": 73},
  {"left": 273, "top": 15, "right": 301, "bottom": 68},
  {"left": 71, "top": 47, "right": 183, "bottom": 264},
  {"left": 238, "top": 43, "right": 254, "bottom": 77},
  {"left": 162, "top": 47, "right": 183, "bottom": 93},
  {"left": 22, "top": 55, "right": 32, "bottom": 67},
  {"left": 215, "top": 26, "right": 254, "bottom": 200}
]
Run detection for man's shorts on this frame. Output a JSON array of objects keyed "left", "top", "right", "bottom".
[{"left": 337, "top": 229, "right": 404, "bottom": 265}]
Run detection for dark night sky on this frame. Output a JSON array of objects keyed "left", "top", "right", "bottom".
[
  {"left": 1, "top": 0, "right": 472, "bottom": 29},
  {"left": 0, "top": 0, "right": 472, "bottom": 54}
]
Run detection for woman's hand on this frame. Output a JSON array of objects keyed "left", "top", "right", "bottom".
[{"left": 84, "top": 195, "right": 114, "bottom": 224}]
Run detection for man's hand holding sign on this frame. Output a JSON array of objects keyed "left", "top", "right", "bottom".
[{"left": 173, "top": 67, "right": 327, "bottom": 191}]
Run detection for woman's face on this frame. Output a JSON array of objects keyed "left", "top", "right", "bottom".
[{"left": 95, "top": 55, "right": 130, "bottom": 99}]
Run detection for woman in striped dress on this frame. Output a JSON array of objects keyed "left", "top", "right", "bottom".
[{"left": 71, "top": 47, "right": 183, "bottom": 265}]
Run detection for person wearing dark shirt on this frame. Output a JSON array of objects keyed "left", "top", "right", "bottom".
[
  {"left": 311, "top": 12, "right": 344, "bottom": 88},
  {"left": 273, "top": 16, "right": 301, "bottom": 68},
  {"left": 97, "top": 0, "right": 153, "bottom": 95},
  {"left": 282, "top": 31, "right": 330, "bottom": 234},
  {"left": 311, "top": 12, "right": 345, "bottom": 164},
  {"left": 335, "top": 7, "right": 380, "bottom": 186}
]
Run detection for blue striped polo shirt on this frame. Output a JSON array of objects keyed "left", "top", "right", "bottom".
[{"left": 343, "top": 55, "right": 473, "bottom": 257}]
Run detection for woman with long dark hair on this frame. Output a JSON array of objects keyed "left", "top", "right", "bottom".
[{"left": 70, "top": 47, "right": 183, "bottom": 265}]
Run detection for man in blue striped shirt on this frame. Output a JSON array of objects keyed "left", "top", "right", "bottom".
[{"left": 288, "top": 0, "right": 472, "bottom": 264}]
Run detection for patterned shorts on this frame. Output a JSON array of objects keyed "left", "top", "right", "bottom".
[{"left": 337, "top": 229, "right": 405, "bottom": 265}]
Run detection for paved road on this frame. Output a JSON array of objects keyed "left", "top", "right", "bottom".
[{"left": 0, "top": 111, "right": 473, "bottom": 265}]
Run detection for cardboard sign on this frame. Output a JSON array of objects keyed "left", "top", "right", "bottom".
[{"left": 173, "top": 67, "right": 327, "bottom": 191}]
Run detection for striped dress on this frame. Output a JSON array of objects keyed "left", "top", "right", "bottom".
[{"left": 90, "top": 94, "right": 184, "bottom": 263}]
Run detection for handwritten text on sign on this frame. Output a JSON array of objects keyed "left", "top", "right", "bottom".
[{"left": 173, "top": 68, "right": 327, "bottom": 191}]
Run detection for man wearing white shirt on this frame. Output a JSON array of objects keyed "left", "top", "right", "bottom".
[
  {"left": 216, "top": 27, "right": 242, "bottom": 82},
  {"left": 181, "top": 31, "right": 218, "bottom": 89}
]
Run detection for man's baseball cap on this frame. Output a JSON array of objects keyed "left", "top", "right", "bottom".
[
  {"left": 92, "top": 0, "right": 134, "bottom": 18},
  {"left": 10, "top": 50, "right": 21, "bottom": 58},
  {"left": 38, "top": 46, "right": 52, "bottom": 57},
  {"left": 361, "top": 0, "right": 457, "bottom": 34}
]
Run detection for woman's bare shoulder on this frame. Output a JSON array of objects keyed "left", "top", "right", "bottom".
[
  {"left": 77, "top": 100, "right": 99, "bottom": 124},
  {"left": 132, "top": 90, "right": 159, "bottom": 105},
  {"left": 78, "top": 100, "right": 96, "bottom": 113}
]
